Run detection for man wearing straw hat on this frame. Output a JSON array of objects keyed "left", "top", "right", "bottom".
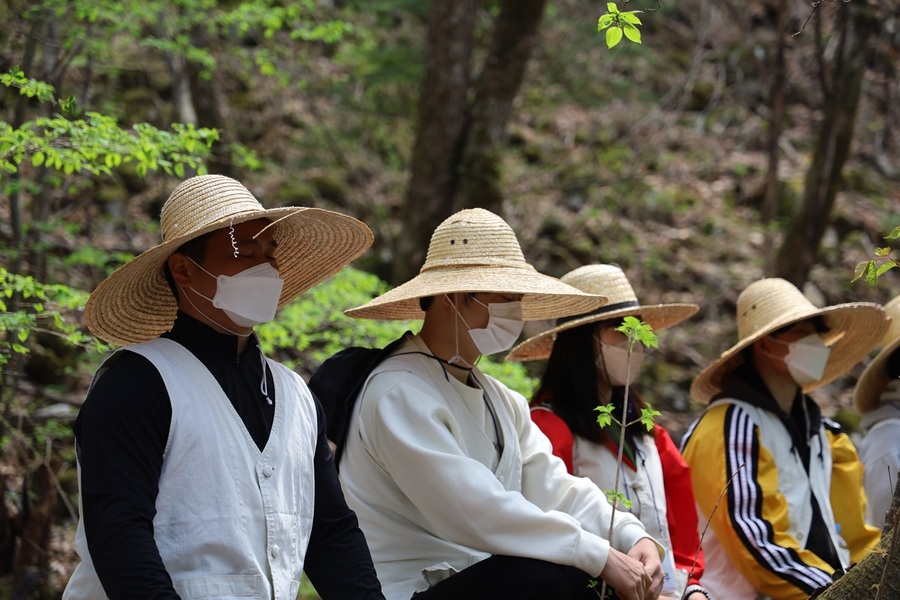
[
  {"left": 64, "top": 175, "right": 384, "bottom": 599},
  {"left": 853, "top": 294, "right": 900, "bottom": 529},
  {"left": 680, "top": 278, "right": 887, "bottom": 600},
  {"left": 337, "top": 208, "right": 664, "bottom": 600}
]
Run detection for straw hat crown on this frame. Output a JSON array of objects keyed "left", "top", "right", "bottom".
[
  {"left": 506, "top": 264, "right": 699, "bottom": 362},
  {"left": 691, "top": 277, "right": 888, "bottom": 404},
  {"left": 158, "top": 175, "right": 284, "bottom": 241},
  {"left": 854, "top": 295, "right": 900, "bottom": 413},
  {"left": 345, "top": 208, "right": 607, "bottom": 321},
  {"left": 420, "top": 207, "right": 529, "bottom": 271},
  {"left": 85, "top": 174, "right": 374, "bottom": 346}
]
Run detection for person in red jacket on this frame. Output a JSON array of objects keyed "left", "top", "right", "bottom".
[{"left": 507, "top": 264, "right": 710, "bottom": 600}]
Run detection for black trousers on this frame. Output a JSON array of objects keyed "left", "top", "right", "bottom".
[{"left": 411, "top": 555, "right": 614, "bottom": 599}]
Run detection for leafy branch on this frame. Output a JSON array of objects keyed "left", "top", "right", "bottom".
[
  {"left": 597, "top": 2, "right": 644, "bottom": 49},
  {"left": 853, "top": 226, "right": 900, "bottom": 287},
  {"left": 1, "top": 67, "right": 219, "bottom": 177},
  {"left": 0, "top": 268, "right": 107, "bottom": 369},
  {"left": 593, "top": 315, "right": 659, "bottom": 598}
]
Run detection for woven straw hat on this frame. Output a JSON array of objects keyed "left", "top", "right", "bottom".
[
  {"left": 85, "top": 174, "right": 374, "bottom": 346},
  {"left": 345, "top": 208, "right": 607, "bottom": 321},
  {"left": 506, "top": 264, "right": 699, "bottom": 362},
  {"left": 691, "top": 277, "right": 887, "bottom": 404},
  {"left": 854, "top": 295, "right": 900, "bottom": 413}
]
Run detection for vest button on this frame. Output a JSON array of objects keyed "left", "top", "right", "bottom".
[
  {"left": 263, "top": 465, "right": 274, "bottom": 477},
  {"left": 271, "top": 545, "right": 280, "bottom": 559}
]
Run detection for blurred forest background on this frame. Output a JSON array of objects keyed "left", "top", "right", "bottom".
[{"left": 1, "top": 0, "right": 899, "bottom": 597}]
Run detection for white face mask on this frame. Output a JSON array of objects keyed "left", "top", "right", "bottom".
[
  {"left": 770, "top": 333, "right": 831, "bottom": 386},
  {"left": 597, "top": 338, "right": 645, "bottom": 387},
  {"left": 455, "top": 295, "right": 525, "bottom": 356},
  {"left": 188, "top": 259, "right": 284, "bottom": 327}
]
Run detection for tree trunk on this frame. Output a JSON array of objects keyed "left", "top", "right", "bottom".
[
  {"left": 774, "top": 0, "right": 875, "bottom": 286},
  {"left": 392, "top": 1, "right": 476, "bottom": 284},
  {"left": 11, "top": 458, "right": 62, "bottom": 599},
  {"left": 762, "top": 0, "right": 788, "bottom": 273},
  {"left": 811, "top": 480, "right": 900, "bottom": 599},
  {"left": 455, "top": 0, "right": 547, "bottom": 216},
  {"left": 394, "top": 0, "right": 548, "bottom": 284}
]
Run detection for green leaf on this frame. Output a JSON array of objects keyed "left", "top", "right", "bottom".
[
  {"left": 606, "top": 26, "right": 623, "bottom": 49},
  {"left": 639, "top": 405, "right": 661, "bottom": 431},
  {"left": 885, "top": 226, "right": 900, "bottom": 240},
  {"left": 865, "top": 261, "right": 879, "bottom": 287},
  {"left": 852, "top": 261, "right": 870, "bottom": 283},
  {"left": 607, "top": 2, "right": 620, "bottom": 15},
  {"left": 876, "top": 261, "right": 898, "bottom": 278},
  {"left": 32, "top": 151, "right": 45, "bottom": 167},
  {"left": 875, "top": 246, "right": 892, "bottom": 257},
  {"left": 623, "top": 23, "right": 642, "bottom": 44},
  {"left": 597, "top": 14, "right": 615, "bottom": 31},
  {"left": 620, "top": 11, "right": 643, "bottom": 25},
  {"left": 594, "top": 404, "right": 615, "bottom": 428}
]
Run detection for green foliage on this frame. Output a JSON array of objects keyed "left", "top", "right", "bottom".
[
  {"left": 597, "top": 2, "right": 643, "bottom": 49},
  {"left": 1, "top": 68, "right": 218, "bottom": 177},
  {"left": 0, "top": 268, "right": 104, "bottom": 369},
  {"left": 854, "top": 226, "right": 900, "bottom": 287}
]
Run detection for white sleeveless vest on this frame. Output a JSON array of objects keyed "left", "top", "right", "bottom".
[{"left": 64, "top": 338, "right": 317, "bottom": 599}]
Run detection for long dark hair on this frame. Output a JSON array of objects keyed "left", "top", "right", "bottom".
[{"left": 532, "top": 320, "right": 648, "bottom": 446}]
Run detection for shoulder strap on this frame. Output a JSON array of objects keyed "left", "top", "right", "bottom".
[{"left": 308, "top": 334, "right": 409, "bottom": 468}]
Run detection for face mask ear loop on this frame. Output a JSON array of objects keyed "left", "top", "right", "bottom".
[
  {"left": 446, "top": 294, "right": 475, "bottom": 371},
  {"left": 181, "top": 285, "right": 251, "bottom": 338},
  {"left": 594, "top": 331, "right": 614, "bottom": 390}
]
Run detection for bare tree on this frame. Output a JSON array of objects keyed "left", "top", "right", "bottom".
[
  {"left": 393, "top": 0, "right": 548, "bottom": 283},
  {"left": 775, "top": 0, "right": 877, "bottom": 285},
  {"left": 762, "top": 0, "right": 788, "bottom": 273},
  {"left": 392, "top": 1, "right": 476, "bottom": 284}
]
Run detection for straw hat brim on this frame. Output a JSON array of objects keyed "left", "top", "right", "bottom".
[
  {"left": 506, "top": 303, "right": 699, "bottom": 362},
  {"left": 85, "top": 207, "right": 374, "bottom": 346},
  {"left": 691, "top": 303, "right": 887, "bottom": 404},
  {"left": 344, "top": 265, "right": 607, "bottom": 321},
  {"left": 853, "top": 335, "right": 900, "bottom": 413}
]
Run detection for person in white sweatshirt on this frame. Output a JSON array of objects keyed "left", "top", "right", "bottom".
[{"left": 336, "top": 208, "right": 664, "bottom": 600}]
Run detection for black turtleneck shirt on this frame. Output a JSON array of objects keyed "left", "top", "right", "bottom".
[{"left": 73, "top": 313, "right": 384, "bottom": 599}]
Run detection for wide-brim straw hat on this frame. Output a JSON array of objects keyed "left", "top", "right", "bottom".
[
  {"left": 85, "top": 174, "right": 374, "bottom": 346},
  {"left": 506, "top": 264, "right": 699, "bottom": 362},
  {"left": 345, "top": 208, "right": 607, "bottom": 321},
  {"left": 691, "top": 277, "right": 888, "bottom": 404},
  {"left": 854, "top": 295, "right": 900, "bottom": 413}
]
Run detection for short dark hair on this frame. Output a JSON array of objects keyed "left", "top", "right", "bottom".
[
  {"left": 886, "top": 347, "right": 900, "bottom": 380},
  {"left": 419, "top": 296, "right": 435, "bottom": 311},
  {"left": 774, "top": 316, "right": 829, "bottom": 336},
  {"left": 163, "top": 232, "right": 214, "bottom": 301}
]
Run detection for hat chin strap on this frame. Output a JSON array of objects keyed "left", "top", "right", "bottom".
[
  {"left": 183, "top": 285, "right": 251, "bottom": 338},
  {"left": 446, "top": 294, "right": 477, "bottom": 371}
]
